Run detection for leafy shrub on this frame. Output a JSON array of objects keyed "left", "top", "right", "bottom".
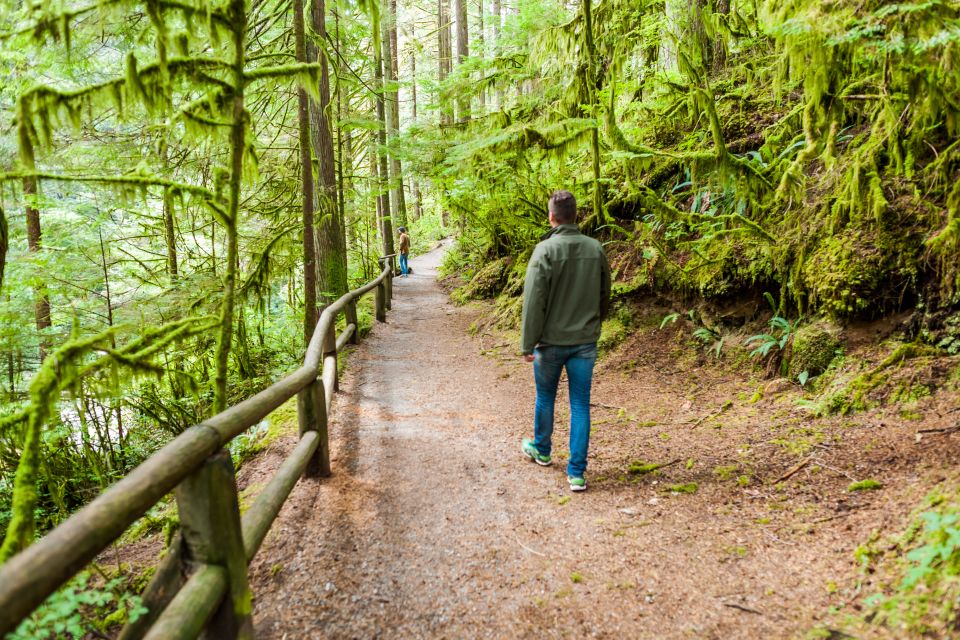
[{"left": 9, "top": 571, "right": 146, "bottom": 640}]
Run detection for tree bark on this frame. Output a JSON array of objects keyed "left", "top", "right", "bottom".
[
  {"left": 384, "top": 0, "right": 407, "bottom": 228},
  {"left": 712, "top": 0, "right": 730, "bottom": 70},
  {"left": 582, "top": 0, "right": 604, "bottom": 224},
  {"left": 492, "top": 0, "right": 503, "bottom": 108},
  {"left": 477, "top": 0, "right": 485, "bottom": 112},
  {"left": 455, "top": 0, "right": 470, "bottom": 122},
  {"left": 410, "top": 52, "right": 423, "bottom": 221},
  {"left": 162, "top": 189, "right": 179, "bottom": 282},
  {"left": 374, "top": 36, "right": 395, "bottom": 256},
  {"left": 213, "top": 0, "right": 247, "bottom": 414},
  {"left": 438, "top": 0, "right": 453, "bottom": 125},
  {"left": 294, "top": 0, "right": 318, "bottom": 345},
  {"left": 309, "top": 0, "right": 348, "bottom": 306},
  {"left": 18, "top": 101, "right": 52, "bottom": 362}
]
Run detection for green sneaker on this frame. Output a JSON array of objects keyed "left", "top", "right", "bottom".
[
  {"left": 568, "top": 476, "right": 587, "bottom": 492},
  {"left": 521, "top": 439, "right": 552, "bottom": 466}
]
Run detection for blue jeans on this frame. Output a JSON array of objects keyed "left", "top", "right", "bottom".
[
  {"left": 532, "top": 342, "right": 597, "bottom": 478},
  {"left": 399, "top": 253, "right": 409, "bottom": 275}
]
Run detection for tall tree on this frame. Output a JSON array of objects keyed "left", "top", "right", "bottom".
[
  {"left": 492, "top": 0, "right": 503, "bottom": 108},
  {"left": 455, "top": 0, "right": 470, "bottom": 122},
  {"left": 294, "top": 0, "right": 319, "bottom": 344},
  {"left": 581, "top": 0, "right": 603, "bottom": 224},
  {"left": 438, "top": 0, "right": 454, "bottom": 125},
  {"left": 410, "top": 48, "right": 423, "bottom": 221},
  {"left": 375, "top": 27, "right": 396, "bottom": 256},
  {"left": 309, "top": 0, "right": 348, "bottom": 305},
  {"left": 477, "top": 0, "right": 485, "bottom": 112},
  {"left": 18, "top": 99, "right": 51, "bottom": 362},
  {"left": 385, "top": 0, "right": 407, "bottom": 228}
]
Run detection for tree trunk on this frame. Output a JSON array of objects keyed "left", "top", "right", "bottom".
[
  {"left": 294, "top": 0, "right": 318, "bottom": 345},
  {"left": 310, "top": 0, "right": 348, "bottom": 306},
  {"left": 582, "top": 0, "right": 604, "bottom": 224},
  {"left": 455, "top": 0, "right": 470, "bottom": 122},
  {"left": 712, "top": 0, "right": 730, "bottom": 70},
  {"left": 409, "top": 52, "right": 423, "bottom": 221},
  {"left": 213, "top": 0, "right": 247, "bottom": 414},
  {"left": 688, "top": 0, "right": 713, "bottom": 70},
  {"left": 492, "top": 0, "right": 503, "bottom": 107},
  {"left": 385, "top": 0, "right": 407, "bottom": 229},
  {"left": 374, "top": 38, "right": 395, "bottom": 256},
  {"left": 162, "top": 188, "right": 179, "bottom": 282},
  {"left": 477, "top": 0, "right": 485, "bottom": 113},
  {"left": 438, "top": 0, "right": 453, "bottom": 125},
  {"left": 18, "top": 101, "right": 52, "bottom": 362}
]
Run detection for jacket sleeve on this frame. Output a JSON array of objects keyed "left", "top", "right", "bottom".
[
  {"left": 521, "top": 246, "right": 550, "bottom": 354},
  {"left": 599, "top": 247, "right": 612, "bottom": 321}
]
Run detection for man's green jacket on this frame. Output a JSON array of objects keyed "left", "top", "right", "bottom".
[{"left": 521, "top": 224, "right": 611, "bottom": 355}]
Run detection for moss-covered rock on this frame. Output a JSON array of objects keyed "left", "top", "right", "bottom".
[
  {"left": 460, "top": 257, "right": 512, "bottom": 300},
  {"left": 788, "top": 322, "right": 841, "bottom": 378}
]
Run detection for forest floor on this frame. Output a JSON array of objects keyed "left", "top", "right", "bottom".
[{"left": 238, "top": 242, "right": 960, "bottom": 639}]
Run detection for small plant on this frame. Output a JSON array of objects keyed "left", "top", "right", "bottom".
[
  {"left": 659, "top": 312, "right": 681, "bottom": 329},
  {"left": 693, "top": 326, "right": 725, "bottom": 358},
  {"left": 570, "top": 571, "right": 584, "bottom": 584},
  {"left": 745, "top": 315, "right": 801, "bottom": 358},
  {"left": 664, "top": 482, "right": 698, "bottom": 494}
]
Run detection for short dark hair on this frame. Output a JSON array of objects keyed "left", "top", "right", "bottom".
[{"left": 548, "top": 190, "right": 577, "bottom": 224}]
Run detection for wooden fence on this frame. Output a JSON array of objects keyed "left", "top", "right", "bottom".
[{"left": 0, "top": 257, "right": 398, "bottom": 639}]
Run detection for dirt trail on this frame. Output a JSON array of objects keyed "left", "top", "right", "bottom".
[{"left": 247, "top": 242, "right": 960, "bottom": 639}]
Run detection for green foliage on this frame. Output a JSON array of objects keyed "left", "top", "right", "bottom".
[
  {"left": 861, "top": 492, "right": 960, "bottom": 635},
  {"left": 8, "top": 571, "right": 146, "bottom": 639},
  {"left": 745, "top": 315, "right": 800, "bottom": 359}
]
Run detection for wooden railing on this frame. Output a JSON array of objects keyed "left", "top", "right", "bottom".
[{"left": 0, "top": 258, "right": 398, "bottom": 639}]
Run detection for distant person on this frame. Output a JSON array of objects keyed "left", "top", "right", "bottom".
[
  {"left": 398, "top": 227, "right": 410, "bottom": 277},
  {"left": 520, "top": 191, "right": 611, "bottom": 492}
]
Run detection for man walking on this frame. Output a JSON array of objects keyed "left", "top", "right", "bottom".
[
  {"left": 398, "top": 227, "right": 411, "bottom": 277},
  {"left": 520, "top": 190, "right": 611, "bottom": 492}
]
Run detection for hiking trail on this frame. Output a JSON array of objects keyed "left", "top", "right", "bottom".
[{"left": 243, "top": 241, "right": 960, "bottom": 639}]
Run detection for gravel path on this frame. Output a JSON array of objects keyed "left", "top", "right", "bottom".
[{"left": 246, "top": 241, "right": 960, "bottom": 639}]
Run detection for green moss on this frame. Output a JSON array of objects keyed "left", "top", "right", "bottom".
[
  {"left": 459, "top": 257, "right": 512, "bottom": 300},
  {"left": 827, "top": 343, "right": 940, "bottom": 415},
  {"left": 848, "top": 479, "right": 883, "bottom": 492},
  {"left": 663, "top": 482, "right": 698, "bottom": 494},
  {"left": 788, "top": 322, "right": 841, "bottom": 378},
  {"left": 628, "top": 461, "right": 667, "bottom": 475}
]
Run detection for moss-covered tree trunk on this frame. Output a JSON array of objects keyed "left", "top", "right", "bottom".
[
  {"left": 18, "top": 101, "right": 52, "bottom": 362},
  {"left": 581, "top": 0, "right": 604, "bottom": 224},
  {"left": 310, "top": 0, "right": 348, "bottom": 306},
  {"left": 213, "top": 0, "right": 248, "bottom": 414}
]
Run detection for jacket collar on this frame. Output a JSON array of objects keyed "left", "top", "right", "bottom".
[{"left": 540, "top": 223, "right": 581, "bottom": 241}]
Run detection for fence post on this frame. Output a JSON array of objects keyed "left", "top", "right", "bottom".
[
  {"left": 297, "top": 379, "right": 329, "bottom": 477},
  {"left": 375, "top": 279, "right": 387, "bottom": 323},
  {"left": 385, "top": 257, "right": 393, "bottom": 310},
  {"left": 174, "top": 449, "right": 253, "bottom": 639},
  {"left": 323, "top": 320, "right": 338, "bottom": 394},
  {"left": 345, "top": 298, "right": 359, "bottom": 345}
]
